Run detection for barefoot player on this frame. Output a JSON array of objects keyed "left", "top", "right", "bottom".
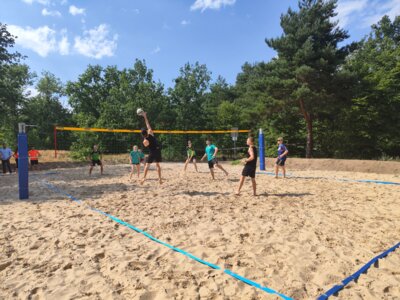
[
  {"left": 88, "top": 144, "right": 103, "bottom": 175},
  {"left": 275, "top": 137, "right": 288, "bottom": 178},
  {"left": 236, "top": 136, "right": 257, "bottom": 196},
  {"left": 140, "top": 111, "right": 162, "bottom": 184},
  {"left": 129, "top": 145, "right": 144, "bottom": 180},
  {"left": 200, "top": 138, "right": 228, "bottom": 180},
  {"left": 184, "top": 140, "right": 198, "bottom": 172}
]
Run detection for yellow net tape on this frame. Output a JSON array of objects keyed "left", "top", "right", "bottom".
[{"left": 55, "top": 126, "right": 250, "bottom": 134}]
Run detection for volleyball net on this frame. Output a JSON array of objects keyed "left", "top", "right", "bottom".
[{"left": 54, "top": 126, "right": 252, "bottom": 162}]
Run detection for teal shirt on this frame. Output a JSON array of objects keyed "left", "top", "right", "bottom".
[
  {"left": 205, "top": 145, "right": 216, "bottom": 161},
  {"left": 130, "top": 150, "right": 144, "bottom": 164}
]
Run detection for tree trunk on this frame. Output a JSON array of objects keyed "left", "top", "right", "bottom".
[{"left": 299, "top": 99, "right": 313, "bottom": 158}]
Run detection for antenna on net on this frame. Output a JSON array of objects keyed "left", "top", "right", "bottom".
[{"left": 231, "top": 127, "right": 238, "bottom": 159}]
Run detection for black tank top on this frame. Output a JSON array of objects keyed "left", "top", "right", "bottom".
[
  {"left": 246, "top": 146, "right": 257, "bottom": 168},
  {"left": 146, "top": 135, "right": 160, "bottom": 152}
]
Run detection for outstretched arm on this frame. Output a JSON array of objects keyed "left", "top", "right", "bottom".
[{"left": 142, "top": 112, "right": 154, "bottom": 135}]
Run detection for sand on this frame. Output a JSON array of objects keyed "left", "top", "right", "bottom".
[{"left": 0, "top": 161, "right": 399, "bottom": 300}]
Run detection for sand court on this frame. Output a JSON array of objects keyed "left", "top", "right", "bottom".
[{"left": 0, "top": 162, "right": 399, "bottom": 299}]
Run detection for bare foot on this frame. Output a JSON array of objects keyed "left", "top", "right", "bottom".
[{"left": 140, "top": 179, "right": 145, "bottom": 185}]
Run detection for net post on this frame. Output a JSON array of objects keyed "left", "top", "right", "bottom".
[
  {"left": 258, "top": 128, "right": 265, "bottom": 171},
  {"left": 54, "top": 125, "right": 57, "bottom": 158},
  {"left": 18, "top": 123, "right": 29, "bottom": 199}
]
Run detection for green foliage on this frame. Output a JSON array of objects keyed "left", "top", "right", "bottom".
[{"left": 1, "top": 10, "right": 399, "bottom": 160}]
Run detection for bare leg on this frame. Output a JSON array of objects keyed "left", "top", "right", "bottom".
[
  {"left": 141, "top": 163, "right": 150, "bottom": 184},
  {"left": 156, "top": 162, "right": 162, "bottom": 184},
  {"left": 184, "top": 159, "right": 189, "bottom": 171},
  {"left": 282, "top": 166, "right": 286, "bottom": 178},
  {"left": 193, "top": 160, "right": 198, "bottom": 172},
  {"left": 210, "top": 168, "right": 215, "bottom": 180},
  {"left": 216, "top": 164, "right": 228, "bottom": 176},
  {"left": 100, "top": 163, "right": 104, "bottom": 175},
  {"left": 251, "top": 177, "right": 257, "bottom": 196},
  {"left": 136, "top": 164, "right": 141, "bottom": 179},
  {"left": 274, "top": 164, "right": 279, "bottom": 178},
  {"left": 236, "top": 176, "right": 245, "bottom": 195},
  {"left": 89, "top": 165, "right": 93, "bottom": 175},
  {"left": 130, "top": 165, "right": 134, "bottom": 180}
]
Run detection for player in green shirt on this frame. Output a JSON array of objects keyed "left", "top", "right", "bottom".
[
  {"left": 184, "top": 140, "right": 198, "bottom": 172},
  {"left": 200, "top": 138, "right": 228, "bottom": 180},
  {"left": 129, "top": 145, "right": 145, "bottom": 180},
  {"left": 88, "top": 144, "right": 103, "bottom": 175}
]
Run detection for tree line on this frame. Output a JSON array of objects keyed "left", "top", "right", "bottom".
[{"left": 1, "top": 0, "right": 399, "bottom": 159}]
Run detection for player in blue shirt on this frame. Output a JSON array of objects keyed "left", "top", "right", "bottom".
[
  {"left": 275, "top": 137, "right": 288, "bottom": 178},
  {"left": 200, "top": 138, "right": 228, "bottom": 180},
  {"left": 0, "top": 143, "right": 13, "bottom": 174}
]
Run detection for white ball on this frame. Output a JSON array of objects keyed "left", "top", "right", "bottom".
[{"left": 137, "top": 108, "right": 144, "bottom": 116}]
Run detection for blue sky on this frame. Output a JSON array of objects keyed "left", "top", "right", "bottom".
[{"left": 1, "top": 0, "right": 399, "bottom": 96}]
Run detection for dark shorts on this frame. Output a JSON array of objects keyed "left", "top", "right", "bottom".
[
  {"left": 131, "top": 163, "right": 140, "bottom": 166},
  {"left": 242, "top": 165, "right": 256, "bottom": 178},
  {"left": 276, "top": 158, "right": 286, "bottom": 166},
  {"left": 15, "top": 158, "right": 18, "bottom": 168},
  {"left": 147, "top": 150, "right": 162, "bottom": 163},
  {"left": 188, "top": 157, "right": 196, "bottom": 163},
  {"left": 31, "top": 160, "right": 39, "bottom": 166},
  {"left": 91, "top": 160, "right": 102, "bottom": 166},
  {"left": 208, "top": 158, "right": 218, "bottom": 169}
]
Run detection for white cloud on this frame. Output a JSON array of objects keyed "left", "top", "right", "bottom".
[
  {"left": 69, "top": 5, "right": 85, "bottom": 16},
  {"left": 22, "top": 0, "right": 51, "bottom": 5},
  {"left": 336, "top": 0, "right": 400, "bottom": 29},
  {"left": 74, "top": 24, "right": 118, "bottom": 59},
  {"left": 58, "top": 34, "right": 70, "bottom": 55},
  {"left": 335, "top": 0, "right": 367, "bottom": 27},
  {"left": 25, "top": 86, "right": 39, "bottom": 98},
  {"left": 181, "top": 20, "right": 191, "bottom": 26},
  {"left": 8, "top": 25, "right": 57, "bottom": 57},
  {"left": 151, "top": 46, "right": 161, "bottom": 54},
  {"left": 42, "top": 8, "right": 62, "bottom": 17},
  {"left": 190, "top": 0, "right": 236, "bottom": 12}
]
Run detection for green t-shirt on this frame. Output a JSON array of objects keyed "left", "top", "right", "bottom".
[
  {"left": 187, "top": 147, "right": 196, "bottom": 157},
  {"left": 130, "top": 150, "right": 144, "bottom": 164},
  {"left": 91, "top": 150, "right": 101, "bottom": 161}
]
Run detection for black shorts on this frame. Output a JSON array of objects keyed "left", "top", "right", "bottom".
[
  {"left": 147, "top": 150, "right": 162, "bottom": 163},
  {"left": 208, "top": 158, "right": 218, "bottom": 169},
  {"left": 15, "top": 159, "right": 18, "bottom": 168},
  {"left": 188, "top": 157, "right": 196, "bottom": 163},
  {"left": 131, "top": 163, "right": 140, "bottom": 166},
  {"left": 31, "top": 160, "right": 39, "bottom": 166},
  {"left": 91, "top": 160, "right": 102, "bottom": 166},
  {"left": 242, "top": 165, "right": 256, "bottom": 178},
  {"left": 276, "top": 158, "right": 286, "bottom": 166}
]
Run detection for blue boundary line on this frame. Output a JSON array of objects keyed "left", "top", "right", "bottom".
[
  {"left": 41, "top": 180, "right": 293, "bottom": 300},
  {"left": 317, "top": 242, "right": 400, "bottom": 299},
  {"left": 257, "top": 172, "right": 400, "bottom": 186}
]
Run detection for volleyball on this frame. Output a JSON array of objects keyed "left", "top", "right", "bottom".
[{"left": 137, "top": 108, "right": 144, "bottom": 116}]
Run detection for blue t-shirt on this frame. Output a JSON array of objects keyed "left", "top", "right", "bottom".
[
  {"left": 205, "top": 145, "right": 216, "bottom": 161},
  {"left": 0, "top": 148, "right": 12, "bottom": 160},
  {"left": 278, "top": 144, "right": 287, "bottom": 158}
]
